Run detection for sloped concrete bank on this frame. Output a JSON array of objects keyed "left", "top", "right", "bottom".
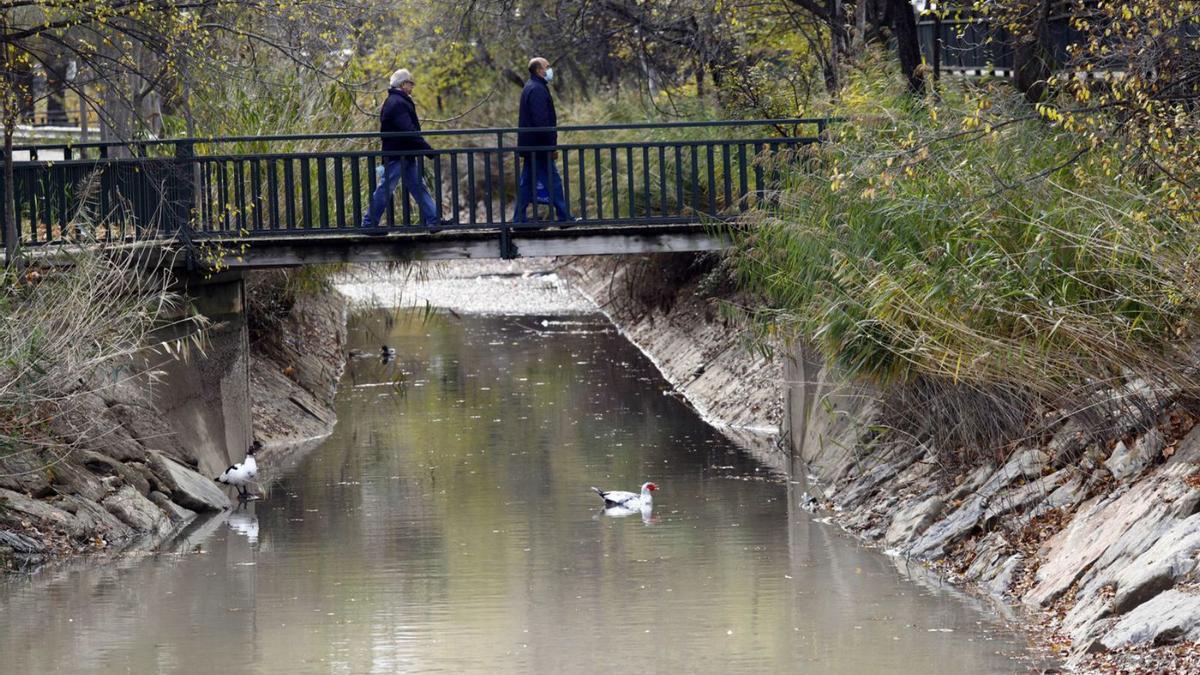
[
  {"left": 0, "top": 274, "right": 347, "bottom": 571},
  {"left": 563, "top": 254, "right": 1200, "bottom": 673},
  {"left": 560, "top": 255, "right": 785, "bottom": 471},
  {"left": 796, "top": 361, "right": 1200, "bottom": 672}
]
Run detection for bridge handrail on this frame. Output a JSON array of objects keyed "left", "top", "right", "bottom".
[
  {"left": 10, "top": 117, "right": 834, "bottom": 154},
  {"left": 15, "top": 135, "right": 820, "bottom": 167},
  {"left": 3, "top": 116, "right": 828, "bottom": 255}
]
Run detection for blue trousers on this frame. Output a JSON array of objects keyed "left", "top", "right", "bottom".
[
  {"left": 512, "top": 153, "right": 573, "bottom": 222},
  {"left": 363, "top": 157, "right": 439, "bottom": 227}
]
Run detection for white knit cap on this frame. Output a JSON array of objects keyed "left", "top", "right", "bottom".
[{"left": 389, "top": 69, "right": 413, "bottom": 88}]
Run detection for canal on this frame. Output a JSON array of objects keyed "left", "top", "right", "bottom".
[{"left": 0, "top": 308, "right": 1032, "bottom": 673}]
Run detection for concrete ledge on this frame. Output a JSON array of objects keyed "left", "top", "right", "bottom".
[
  {"left": 4, "top": 223, "right": 733, "bottom": 269},
  {"left": 194, "top": 223, "right": 731, "bottom": 268}
]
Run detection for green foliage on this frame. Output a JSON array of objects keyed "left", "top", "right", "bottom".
[
  {"left": 245, "top": 266, "right": 344, "bottom": 340},
  {"left": 729, "top": 69, "right": 1200, "bottom": 403}
]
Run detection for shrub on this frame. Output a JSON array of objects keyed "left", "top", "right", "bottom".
[
  {"left": 728, "top": 70, "right": 1200, "bottom": 451},
  {"left": 0, "top": 237, "right": 204, "bottom": 466}
]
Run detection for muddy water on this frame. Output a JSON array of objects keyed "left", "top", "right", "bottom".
[{"left": 0, "top": 311, "right": 1034, "bottom": 673}]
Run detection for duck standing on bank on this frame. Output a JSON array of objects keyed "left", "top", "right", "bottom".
[
  {"left": 591, "top": 482, "right": 658, "bottom": 509},
  {"left": 216, "top": 441, "right": 262, "bottom": 500}
]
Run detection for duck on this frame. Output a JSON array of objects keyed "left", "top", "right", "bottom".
[
  {"left": 215, "top": 440, "right": 262, "bottom": 500},
  {"left": 799, "top": 491, "right": 820, "bottom": 512},
  {"left": 591, "top": 482, "right": 658, "bottom": 509},
  {"left": 381, "top": 345, "right": 396, "bottom": 363}
]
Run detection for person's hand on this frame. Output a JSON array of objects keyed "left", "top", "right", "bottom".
[{"left": 552, "top": 150, "right": 559, "bottom": 160}]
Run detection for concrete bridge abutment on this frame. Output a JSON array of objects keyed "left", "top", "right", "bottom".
[{"left": 146, "top": 271, "right": 253, "bottom": 478}]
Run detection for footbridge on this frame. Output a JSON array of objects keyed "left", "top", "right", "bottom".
[{"left": 2, "top": 119, "right": 825, "bottom": 268}]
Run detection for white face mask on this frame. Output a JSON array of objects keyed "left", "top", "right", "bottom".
[{"left": 544, "top": 67, "right": 554, "bottom": 82}]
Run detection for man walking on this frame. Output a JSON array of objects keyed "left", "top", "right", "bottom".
[
  {"left": 362, "top": 68, "right": 446, "bottom": 230},
  {"left": 512, "top": 57, "right": 578, "bottom": 224}
]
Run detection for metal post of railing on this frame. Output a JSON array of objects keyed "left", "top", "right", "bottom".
[
  {"left": 449, "top": 151, "right": 460, "bottom": 225},
  {"left": 173, "top": 140, "right": 197, "bottom": 263},
  {"left": 577, "top": 148, "right": 588, "bottom": 220},
  {"left": 498, "top": 131, "right": 514, "bottom": 256},
  {"left": 466, "top": 149, "right": 477, "bottom": 226},
  {"left": 483, "top": 152, "right": 494, "bottom": 224},
  {"left": 594, "top": 147, "right": 604, "bottom": 219},
  {"left": 497, "top": 131, "right": 507, "bottom": 226}
]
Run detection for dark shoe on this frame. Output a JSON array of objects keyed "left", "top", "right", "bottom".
[
  {"left": 558, "top": 216, "right": 583, "bottom": 228},
  {"left": 426, "top": 218, "right": 452, "bottom": 234}
]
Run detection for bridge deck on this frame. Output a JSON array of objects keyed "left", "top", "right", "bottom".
[{"left": 196, "top": 222, "right": 727, "bottom": 268}]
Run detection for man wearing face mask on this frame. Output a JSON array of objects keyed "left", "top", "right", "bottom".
[
  {"left": 512, "top": 57, "right": 578, "bottom": 224},
  {"left": 362, "top": 68, "right": 448, "bottom": 231}
]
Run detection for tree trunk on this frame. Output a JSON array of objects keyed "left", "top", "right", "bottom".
[
  {"left": 889, "top": 0, "right": 924, "bottom": 94},
  {"left": 79, "top": 89, "right": 90, "bottom": 142},
  {"left": 1013, "top": 0, "right": 1055, "bottom": 102},
  {"left": 45, "top": 58, "right": 69, "bottom": 125},
  {"left": 824, "top": 0, "right": 848, "bottom": 93},
  {"left": 3, "top": 121, "right": 16, "bottom": 268},
  {"left": 853, "top": 0, "right": 868, "bottom": 55},
  {"left": 1, "top": 17, "right": 19, "bottom": 267},
  {"left": 567, "top": 59, "right": 591, "bottom": 101}
]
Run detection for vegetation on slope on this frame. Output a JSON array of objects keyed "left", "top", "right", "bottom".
[
  {"left": 0, "top": 241, "right": 203, "bottom": 470},
  {"left": 728, "top": 0, "right": 1200, "bottom": 457}
]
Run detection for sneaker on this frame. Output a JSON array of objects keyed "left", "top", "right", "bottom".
[{"left": 558, "top": 216, "right": 583, "bottom": 228}]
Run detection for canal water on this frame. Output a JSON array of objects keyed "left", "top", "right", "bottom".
[{"left": 0, "top": 310, "right": 1034, "bottom": 673}]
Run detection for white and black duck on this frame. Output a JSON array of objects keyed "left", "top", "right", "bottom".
[
  {"left": 215, "top": 440, "right": 262, "bottom": 500},
  {"left": 591, "top": 482, "right": 658, "bottom": 509}
]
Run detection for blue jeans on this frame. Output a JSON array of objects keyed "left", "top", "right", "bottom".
[
  {"left": 363, "top": 157, "right": 439, "bottom": 227},
  {"left": 511, "top": 153, "right": 573, "bottom": 222}
]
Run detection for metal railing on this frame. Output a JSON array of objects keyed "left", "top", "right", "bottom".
[
  {"left": 0, "top": 119, "right": 826, "bottom": 252},
  {"left": 915, "top": 1, "right": 1112, "bottom": 78}
]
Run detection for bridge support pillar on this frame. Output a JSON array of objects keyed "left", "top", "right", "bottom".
[
  {"left": 149, "top": 271, "right": 253, "bottom": 477},
  {"left": 499, "top": 227, "right": 519, "bottom": 259}
]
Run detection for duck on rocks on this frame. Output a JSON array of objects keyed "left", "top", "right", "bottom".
[
  {"left": 215, "top": 441, "right": 262, "bottom": 500},
  {"left": 799, "top": 492, "right": 820, "bottom": 512},
  {"left": 591, "top": 482, "right": 658, "bottom": 509}
]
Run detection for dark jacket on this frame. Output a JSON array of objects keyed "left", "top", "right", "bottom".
[
  {"left": 516, "top": 75, "right": 557, "bottom": 151},
  {"left": 379, "top": 88, "right": 433, "bottom": 154}
]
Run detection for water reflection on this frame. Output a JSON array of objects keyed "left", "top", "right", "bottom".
[
  {"left": 228, "top": 508, "right": 260, "bottom": 545},
  {"left": 0, "top": 309, "right": 1036, "bottom": 674},
  {"left": 598, "top": 504, "right": 657, "bottom": 524}
]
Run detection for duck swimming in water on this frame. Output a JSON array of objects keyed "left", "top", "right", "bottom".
[{"left": 591, "top": 482, "right": 658, "bottom": 509}]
